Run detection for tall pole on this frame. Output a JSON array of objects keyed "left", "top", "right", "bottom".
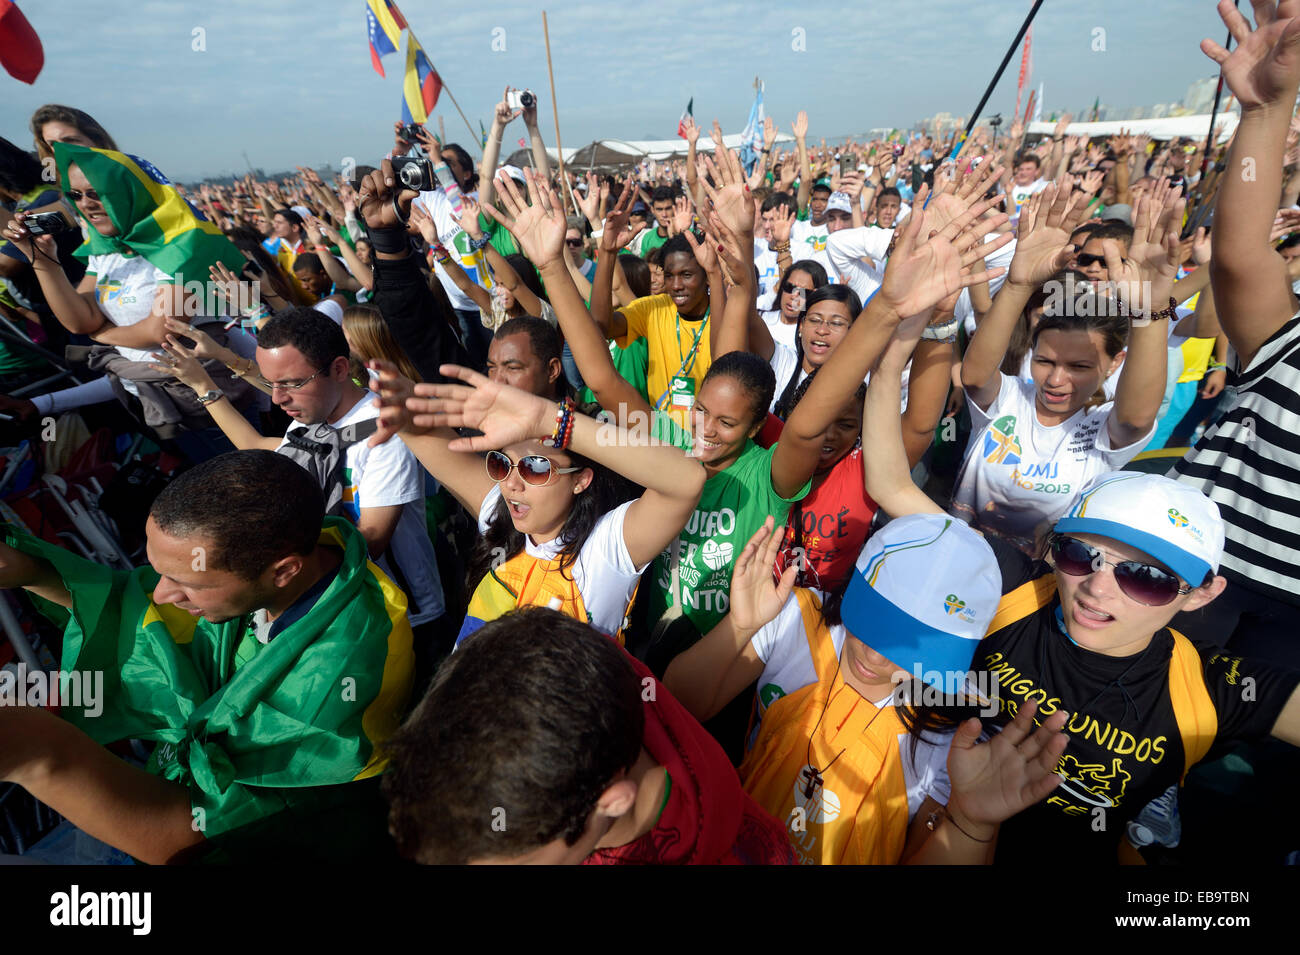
[
  {"left": 542, "top": 11, "right": 576, "bottom": 213},
  {"left": 962, "top": 0, "right": 1046, "bottom": 144},
  {"left": 1201, "top": 6, "right": 1237, "bottom": 179}
]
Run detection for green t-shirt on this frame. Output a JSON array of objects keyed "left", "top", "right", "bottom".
[
  {"left": 579, "top": 337, "right": 648, "bottom": 408},
  {"left": 631, "top": 228, "right": 669, "bottom": 259},
  {"left": 644, "top": 413, "right": 809, "bottom": 636},
  {"left": 480, "top": 212, "right": 521, "bottom": 258}
]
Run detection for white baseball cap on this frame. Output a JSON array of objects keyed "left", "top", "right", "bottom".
[
  {"left": 826, "top": 192, "right": 853, "bottom": 215},
  {"left": 1053, "top": 472, "right": 1224, "bottom": 587},
  {"left": 841, "top": 513, "right": 1002, "bottom": 682}
]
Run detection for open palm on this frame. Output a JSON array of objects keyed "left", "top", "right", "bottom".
[
  {"left": 1203, "top": 1, "right": 1300, "bottom": 109},
  {"left": 482, "top": 171, "right": 566, "bottom": 268},
  {"left": 407, "top": 365, "right": 553, "bottom": 453},
  {"left": 946, "top": 700, "right": 1069, "bottom": 827},
  {"left": 728, "top": 518, "right": 797, "bottom": 636},
  {"left": 1008, "top": 187, "right": 1077, "bottom": 287}
]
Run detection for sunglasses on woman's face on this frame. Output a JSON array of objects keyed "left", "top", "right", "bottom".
[
  {"left": 565, "top": 238, "right": 583, "bottom": 247},
  {"left": 1050, "top": 535, "right": 1194, "bottom": 607},
  {"left": 66, "top": 188, "right": 101, "bottom": 203},
  {"left": 781, "top": 281, "right": 809, "bottom": 295},
  {"left": 1075, "top": 252, "right": 1107, "bottom": 268},
  {"left": 485, "top": 450, "right": 582, "bottom": 487}
]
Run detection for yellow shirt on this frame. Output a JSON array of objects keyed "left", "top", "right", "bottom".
[
  {"left": 1176, "top": 292, "right": 1217, "bottom": 384},
  {"left": 617, "top": 293, "right": 711, "bottom": 430}
]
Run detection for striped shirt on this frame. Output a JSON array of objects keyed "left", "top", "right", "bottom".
[{"left": 1172, "top": 311, "right": 1300, "bottom": 606}]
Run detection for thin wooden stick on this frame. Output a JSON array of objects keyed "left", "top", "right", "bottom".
[{"left": 543, "top": 11, "right": 577, "bottom": 214}]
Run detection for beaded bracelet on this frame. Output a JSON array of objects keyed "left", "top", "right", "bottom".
[{"left": 544, "top": 397, "right": 576, "bottom": 450}]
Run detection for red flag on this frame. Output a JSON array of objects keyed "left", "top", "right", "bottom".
[
  {"left": 0, "top": 0, "right": 43, "bottom": 85},
  {"left": 518, "top": 137, "right": 526, "bottom": 148},
  {"left": 1014, "top": 26, "right": 1032, "bottom": 122}
]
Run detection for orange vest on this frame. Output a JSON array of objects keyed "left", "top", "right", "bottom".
[{"left": 739, "top": 589, "right": 912, "bottom": 865}]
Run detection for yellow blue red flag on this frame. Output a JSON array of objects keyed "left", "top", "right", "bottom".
[
  {"left": 400, "top": 32, "right": 442, "bottom": 125},
  {"left": 365, "top": 0, "right": 403, "bottom": 77}
]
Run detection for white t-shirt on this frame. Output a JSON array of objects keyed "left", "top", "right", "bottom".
[
  {"left": 749, "top": 593, "right": 953, "bottom": 822},
  {"left": 278, "top": 395, "right": 444, "bottom": 625},
  {"left": 958, "top": 234, "right": 1018, "bottom": 337},
  {"left": 761, "top": 309, "right": 799, "bottom": 350},
  {"left": 769, "top": 341, "right": 804, "bottom": 411},
  {"left": 789, "top": 220, "right": 838, "bottom": 281},
  {"left": 86, "top": 252, "right": 170, "bottom": 364},
  {"left": 414, "top": 187, "right": 483, "bottom": 312},
  {"left": 754, "top": 238, "right": 780, "bottom": 312},
  {"left": 827, "top": 226, "right": 894, "bottom": 305},
  {"left": 1007, "top": 178, "right": 1050, "bottom": 224},
  {"left": 475, "top": 485, "right": 647, "bottom": 636},
  {"left": 950, "top": 373, "right": 1153, "bottom": 552}
]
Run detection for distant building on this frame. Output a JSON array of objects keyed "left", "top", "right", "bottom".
[{"left": 1184, "top": 76, "right": 1219, "bottom": 115}]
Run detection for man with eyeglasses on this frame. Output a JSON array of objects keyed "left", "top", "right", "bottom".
[{"left": 158, "top": 307, "right": 448, "bottom": 688}]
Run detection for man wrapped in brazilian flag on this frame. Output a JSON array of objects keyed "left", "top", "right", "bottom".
[{"left": 0, "top": 451, "right": 414, "bottom": 863}]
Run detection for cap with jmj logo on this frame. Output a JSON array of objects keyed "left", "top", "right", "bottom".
[
  {"left": 1053, "top": 472, "right": 1224, "bottom": 587},
  {"left": 841, "top": 513, "right": 1001, "bottom": 681}
]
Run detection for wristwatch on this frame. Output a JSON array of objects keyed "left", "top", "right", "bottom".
[
  {"left": 197, "top": 389, "right": 224, "bottom": 406},
  {"left": 920, "top": 316, "right": 960, "bottom": 343}
]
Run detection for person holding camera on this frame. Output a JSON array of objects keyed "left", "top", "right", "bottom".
[
  {"left": 354, "top": 156, "right": 470, "bottom": 384},
  {"left": 0, "top": 143, "right": 259, "bottom": 443}
]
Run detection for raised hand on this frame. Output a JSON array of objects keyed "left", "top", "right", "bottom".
[
  {"left": 406, "top": 364, "right": 554, "bottom": 452},
  {"left": 455, "top": 195, "right": 485, "bottom": 239},
  {"left": 357, "top": 160, "right": 420, "bottom": 232},
  {"left": 792, "top": 110, "right": 809, "bottom": 141},
  {"left": 699, "top": 147, "right": 756, "bottom": 236},
  {"left": 1080, "top": 168, "right": 1106, "bottom": 195},
  {"left": 408, "top": 202, "right": 442, "bottom": 247},
  {"left": 878, "top": 184, "right": 1013, "bottom": 317},
  {"left": 763, "top": 115, "right": 778, "bottom": 151},
  {"left": 768, "top": 203, "right": 795, "bottom": 244},
  {"left": 479, "top": 170, "right": 566, "bottom": 267},
  {"left": 597, "top": 177, "right": 639, "bottom": 253},
  {"left": 945, "top": 700, "right": 1070, "bottom": 831},
  {"left": 1008, "top": 183, "right": 1089, "bottom": 288},
  {"left": 1271, "top": 205, "right": 1300, "bottom": 239},
  {"left": 1202, "top": 0, "right": 1300, "bottom": 109},
  {"left": 575, "top": 171, "right": 601, "bottom": 224},
  {"left": 495, "top": 88, "right": 521, "bottom": 127},
  {"left": 681, "top": 116, "right": 700, "bottom": 146},
  {"left": 1192, "top": 225, "right": 1214, "bottom": 265},
  {"left": 672, "top": 194, "right": 695, "bottom": 235},
  {"left": 728, "top": 517, "right": 798, "bottom": 637},
  {"left": 683, "top": 227, "right": 718, "bottom": 276}
]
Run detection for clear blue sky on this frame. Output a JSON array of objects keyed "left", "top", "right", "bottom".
[{"left": 1, "top": 0, "right": 1232, "bottom": 181}]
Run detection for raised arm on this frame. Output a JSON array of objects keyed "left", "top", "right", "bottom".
[
  {"left": 1106, "top": 187, "right": 1180, "bottom": 449},
  {"left": 405, "top": 362, "right": 706, "bottom": 569},
  {"left": 774, "top": 184, "right": 1012, "bottom": 500},
  {"left": 486, "top": 169, "right": 653, "bottom": 425},
  {"left": 587, "top": 178, "right": 637, "bottom": 341},
  {"left": 961, "top": 184, "right": 1088, "bottom": 410},
  {"left": 664, "top": 518, "right": 795, "bottom": 721},
  {"left": 1200, "top": 1, "right": 1300, "bottom": 364},
  {"left": 793, "top": 112, "right": 812, "bottom": 213}
]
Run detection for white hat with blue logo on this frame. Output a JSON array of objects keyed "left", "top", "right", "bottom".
[
  {"left": 1053, "top": 472, "right": 1224, "bottom": 587},
  {"left": 841, "top": 513, "right": 1002, "bottom": 683}
]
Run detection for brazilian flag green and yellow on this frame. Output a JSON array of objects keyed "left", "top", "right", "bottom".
[
  {"left": 3, "top": 518, "right": 414, "bottom": 850},
  {"left": 52, "top": 141, "right": 245, "bottom": 281}
]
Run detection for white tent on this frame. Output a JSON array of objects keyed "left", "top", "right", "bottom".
[
  {"left": 1025, "top": 113, "right": 1238, "bottom": 142},
  {"left": 504, "top": 133, "right": 795, "bottom": 169}
]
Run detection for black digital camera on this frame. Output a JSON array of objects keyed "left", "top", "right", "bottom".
[
  {"left": 392, "top": 156, "right": 438, "bottom": 192},
  {"left": 399, "top": 123, "right": 426, "bottom": 144},
  {"left": 24, "top": 211, "right": 71, "bottom": 237}
]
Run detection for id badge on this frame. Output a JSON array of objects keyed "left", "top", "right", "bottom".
[{"left": 670, "top": 375, "right": 695, "bottom": 409}]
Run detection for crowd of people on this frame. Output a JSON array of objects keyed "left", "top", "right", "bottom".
[{"left": 0, "top": 1, "right": 1299, "bottom": 866}]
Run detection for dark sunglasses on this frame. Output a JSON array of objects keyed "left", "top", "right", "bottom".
[
  {"left": 485, "top": 450, "right": 582, "bottom": 487},
  {"left": 66, "top": 188, "right": 101, "bottom": 203},
  {"left": 1075, "top": 252, "right": 1106, "bottom": 268},
  {"left": 781, "top": 281, "right": 808, "bottom": 295},
  {"left": 565, "top": 238, "right": 584, "bottom": 247},
  {"left": 1049, "top": 535, "right": 1194, "bottom": 607}
]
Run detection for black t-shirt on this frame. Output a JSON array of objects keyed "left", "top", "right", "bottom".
[{"left": 976, "top": 539, "right": 1299, "bottom": 864}]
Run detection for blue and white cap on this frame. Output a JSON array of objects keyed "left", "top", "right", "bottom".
[
  {"left": 1053, "top": 472, "right": 1224, "bottom": 587},
  {"left": 841, "top": 513, "right": 1002, "bottom": 684}
]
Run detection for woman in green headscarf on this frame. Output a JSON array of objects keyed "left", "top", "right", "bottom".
[{"left": 1, "top": 142, "right": 258, "bottom": 438}]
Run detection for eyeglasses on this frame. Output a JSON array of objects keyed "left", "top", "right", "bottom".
[
  {"left": 1049, "top": 535, "right": 1194, "bottom": 607},
  {"left": 66, "top": 188, "right": 101, "bottom": 203},
  {"left": 263, "top": 367, "right": 328, "bottom": 392},
  {"left": 485, "top": 450, "right": 582, "bottom": 486},
  {"left": 565, "top": 238, "right": 584, "bottom": 247},
  {"left": 1075, "top": 253, "right": 1107, "bottom": 268},
  {"left": 803, "top": 315, "right": 850, "bottom": 332}
]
